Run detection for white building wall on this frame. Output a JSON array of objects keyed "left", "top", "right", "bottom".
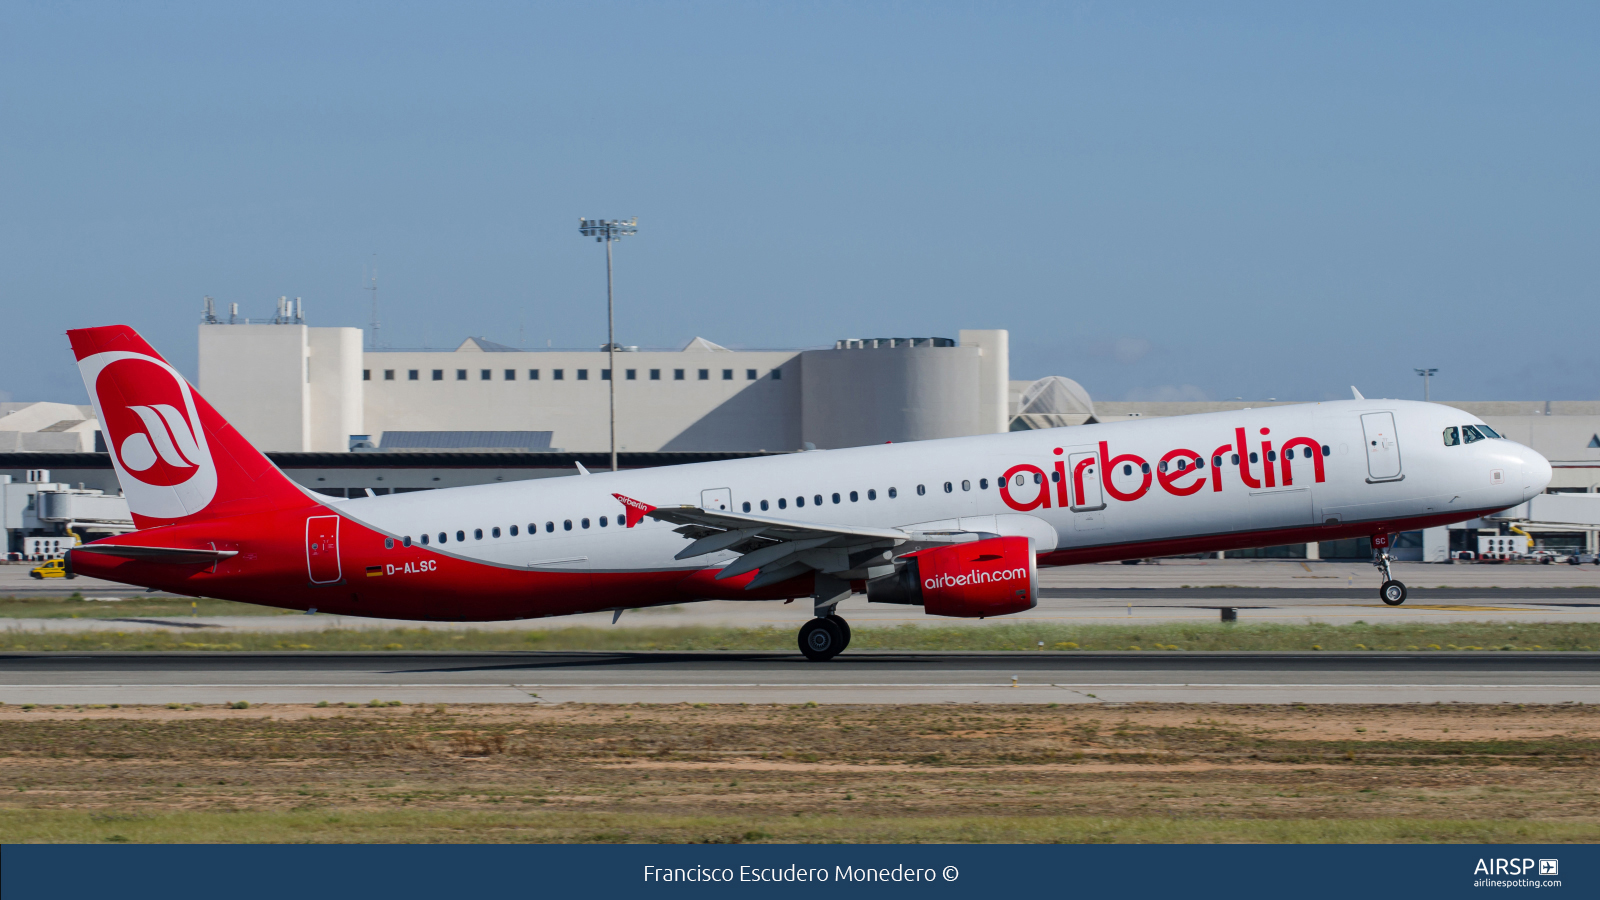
[
  {"left": 799, "top": 345, "right": 982, "bottom": 449},
  {"left": 198, "top": 324, "right": 310, "bottom": 451},
  {"left": 959, "top": 329, "right": 1010, "bottom": 435},
  {"left": 307, "top": 327, "right": 364, "bottom": 452},
  {"left": 361, "top": 348, "right": 802, "bottom": 452}
]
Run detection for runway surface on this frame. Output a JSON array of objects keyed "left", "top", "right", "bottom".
[{"left": 3, "top": 650, "right": 1596, "bottom": 705}]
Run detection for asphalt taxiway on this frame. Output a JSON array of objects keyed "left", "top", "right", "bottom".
[{"left": 2, "top": 650, "right": 1595, "bottom": 706}]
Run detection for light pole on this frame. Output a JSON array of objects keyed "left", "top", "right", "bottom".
[
  {"left": 578, "top": 217, "right": 637, "bottom": 472},
  {"left": 1414, "top": 367, "right": 1438, "bottom": 401}
]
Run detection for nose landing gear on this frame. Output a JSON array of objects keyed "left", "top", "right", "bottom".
[
  {"left": 1375, "top": 551, "right": 1407, "bottom": 606},
  {"left": 798, "top": 615, "right": 852, "bottom": 661}
]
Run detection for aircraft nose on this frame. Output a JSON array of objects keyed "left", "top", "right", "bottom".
[{"left": 1523, "top": 448, "right": 1553, "bottom": 499}]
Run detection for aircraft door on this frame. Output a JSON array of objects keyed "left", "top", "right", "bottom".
[
  {"left": 1360, "top": 412, "right": 1403, "bottom": 481},
  {"left": 306, "top": 515, "right": 342, "bottom": 584},
  {"left": 1067, "top": 451, "right": 1106, "bottom": 531},
  {"left": 701, "top": 488, "right": 733, "bottom": 512}
]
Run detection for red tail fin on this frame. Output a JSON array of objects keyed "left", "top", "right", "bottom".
[{"left": 69, "top": 325, "right": 313, "bottom": 528}]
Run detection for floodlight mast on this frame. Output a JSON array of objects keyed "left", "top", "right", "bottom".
[
  {"left": 1414, "top": 367, "right": 1438, "bottom": 402},
  {"left": 578, "top": 217, "right": 638, "bottom": 472}
]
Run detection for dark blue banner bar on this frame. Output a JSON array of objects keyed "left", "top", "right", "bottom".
[{"left": 3, "top": 844, "right": 1593, "bottom": 900}]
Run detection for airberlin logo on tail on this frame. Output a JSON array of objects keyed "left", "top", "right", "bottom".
[
  {"left": 613, "top": 493, "right": 657, "bottom": 528},
  {"left": 78, "top": 351, "right": 218, "bottom": 520}
]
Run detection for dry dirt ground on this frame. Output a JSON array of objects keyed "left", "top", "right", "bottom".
[{"left": 0, "top": 702, "right": 1596, "bottom": 843}]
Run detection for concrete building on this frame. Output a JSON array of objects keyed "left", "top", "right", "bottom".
[
  {"left": 198, "top": 323, "right": 1012, "bottom": 453},
  {"left": 0, "top": 402, "right": 102, "bottom": 452}
]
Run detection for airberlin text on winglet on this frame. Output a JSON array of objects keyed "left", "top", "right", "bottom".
[{"left": 998, "top": 427, "right": 1329, "bottom": 512}]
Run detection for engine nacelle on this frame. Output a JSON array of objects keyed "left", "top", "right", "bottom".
[{"left": 866, "top": 535, "right": 1038, "bottom": 618}]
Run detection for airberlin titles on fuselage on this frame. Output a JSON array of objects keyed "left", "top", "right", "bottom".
[{"left": 998, "top": 426, "right": 1328, "bottom": 512}]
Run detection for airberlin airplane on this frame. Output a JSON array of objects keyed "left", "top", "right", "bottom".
[{"left": 64, "top": 325, "right": 1552, "bottom": 660}]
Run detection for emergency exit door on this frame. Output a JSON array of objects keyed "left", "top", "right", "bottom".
[
  {"left": 306, "top": 515, "right": 342, "bottom": 584},
  {"left": 1360, "top": 412, "right": 1403, "bottom": 481},
  {"left": 701, "top": 488, "right": 733, "bottom": 512}
]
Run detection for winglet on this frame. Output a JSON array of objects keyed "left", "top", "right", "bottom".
[
  {"left": 575, "top": 461, "right": 591, "bottom": 476},
  {"left": 1350, "top": 386, "right": 1365, "bottom": 400},
  {"left": 612, "top": 493, "right": 656, "bottom": 528}
]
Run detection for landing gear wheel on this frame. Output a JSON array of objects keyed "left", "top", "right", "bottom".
[
  {"left": 827, "top": 614, "right": 851, "bottom": 651},
  {"left": 1380, "top": 580, "right": 1407, "bottom": 606},
  {"left": 798, "top": 617, "right": 844, "bottom": 661}
]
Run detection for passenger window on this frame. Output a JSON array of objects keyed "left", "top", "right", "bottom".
[
  {"left": 545, "top": 522, "right": 554, "bottom": 532},
  {"left": 1122, "top": 465, "right": 1132, "bottom": 476},
  {"left": 458, "top": 530, "right": 467, "bottom": 542},
  {"left": 868, "top": 489, "right": 877, "bottom": 500},
  {"left": 403, "top": 536, "right": 412, "bottom": 547},
  {"left": 438, "top": 532, "right": 447, "bottom": 544},
  {"left": 509, "top": 525, "right": 517, "bottom": 536},
  {"left": 850, "top": 491, "right": 860, "bottom": 502},
  {"left": 814, "top": 494, "right": 823, "bottom": 505},
  {"left": 1139, "top": 463, "right": 1150, "bottom": 474},
  {"left": 563, "top": 520, "right": 572, "bottom": 531},
  {"left": 944, "top": 482, "right": 953, "bottom": 493},
  {"left": 491, "top": 527, "right": 501, "bottom": 538},
  {"left": 420, "top": 534, "right": 429, "bottom": 545},
  {"left": 887, "top": 487, "right": 897, "bottom": 498},
  {"left": 1248, "top": 452, "right": 1258, "bottom": 463},
  {"left": 1158, "top": 461, "right": 1168, "bottom": 473},
  {"left": 474, "top": 528, "right": 483, "bottom": 540},
  {"left": 599, "top": 516, "right": 608, "bottom": 527},
  {"left": 384, "top": 538, "right": 394, "bottom": 549},
  {"left": 778, "top": 498, "right": 787, "bottom": 509},
  {"left": 581, "top": 518, "right": 590, "bottom": 528},
  {"left": 916, "top": 485, "right": 926, "bottom": 496},
  {"left": 961, "top": 481, "right": 970, "bottom": 491},
  {"left": 760, "top": 500, "right": 769, "bottom": 511},
  {"left": 795, "top": 496, "right": 804, "bottom": 507},
  {"left": 1462, "top": 425, "right": 1485, "bottom": 443},
  {"left": 832, "top": 493, "right": 841, "bottom": 504},
  {"left": 742, "top": 501, "right": 751, "bottom": 512},
  {"left": 979, "top": 479, "right": 989, "bottom": 490},
  {"left": 1266, "top": 451, "right": 1277, "bottom": 462}
]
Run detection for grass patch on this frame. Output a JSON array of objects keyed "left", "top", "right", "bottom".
[
  {"left": 0, "top": 594, "right": 290, "bottom": 619},
  {"left": 1, "top": 809, "right": 1593, "bottom": 844},
  {"left": 0, "top": 703, "right": 1595, "bottom": 844},
  {"left": 2, "top": 621, "right": 1598, "bottom": 652}
]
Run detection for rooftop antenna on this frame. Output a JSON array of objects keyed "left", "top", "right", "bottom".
[
  {"left": 364, "top": 256, "right": 381, "bottom": 349},
  {"left": 202, "top": 296, "right": 219, "bottom": 324}
]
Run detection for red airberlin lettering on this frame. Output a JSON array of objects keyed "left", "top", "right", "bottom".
[
  {"left": 1052, "top": 448, "right": 1071, "bottom": 507},
  {"left": 1280, "top": 437, "right": 1327, "bottom": 485},
  {"left": 1098, "top": 441, "right": 1151, "bottom": 502},
  {"left": 1157, "top": 449, "right": 1206, "bottom": 497},
  {"left": 999, "top": 465, "right": 1051, "bottom": 511},
  {"left": 1004, "top": 426, "right": 1324, "bottom": 507}
]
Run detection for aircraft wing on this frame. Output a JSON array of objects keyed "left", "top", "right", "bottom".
[{"left": 635, "top": 500, "right": 913, "bottom": 590}]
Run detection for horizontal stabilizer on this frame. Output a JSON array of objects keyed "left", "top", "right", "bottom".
[{"left": 72, "top": 545, "right": 238, "bottom": 564}]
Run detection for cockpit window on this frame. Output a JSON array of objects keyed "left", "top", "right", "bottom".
[
  {"left": 1442, "top": 426, "right": 1460, "bottom": 446},
  {"left": 1477, "top": 424, "right": 1501, "bottom": 439},
  {"left": 1461, "top": 425, "right": 1486, "bottom": 443}
]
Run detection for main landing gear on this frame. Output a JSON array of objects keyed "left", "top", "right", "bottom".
[
  {"left": 798, "top": 615, "right": 852, "bottom": 661},
  {"left": 1375, "top": 551, "right": 1407, "bottom": 606}
]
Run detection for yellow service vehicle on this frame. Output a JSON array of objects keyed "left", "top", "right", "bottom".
[{"left": 29, "top": 558, "right": 76, "bottom": 579}]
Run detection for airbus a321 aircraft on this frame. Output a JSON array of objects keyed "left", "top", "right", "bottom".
[{"left": 62, "top": 325, "right": 1553, "bottom": 660}]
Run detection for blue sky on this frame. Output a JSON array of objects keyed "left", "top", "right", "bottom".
[{"left": 3, "top": 2, "right": 1596, "bottom": 405}]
